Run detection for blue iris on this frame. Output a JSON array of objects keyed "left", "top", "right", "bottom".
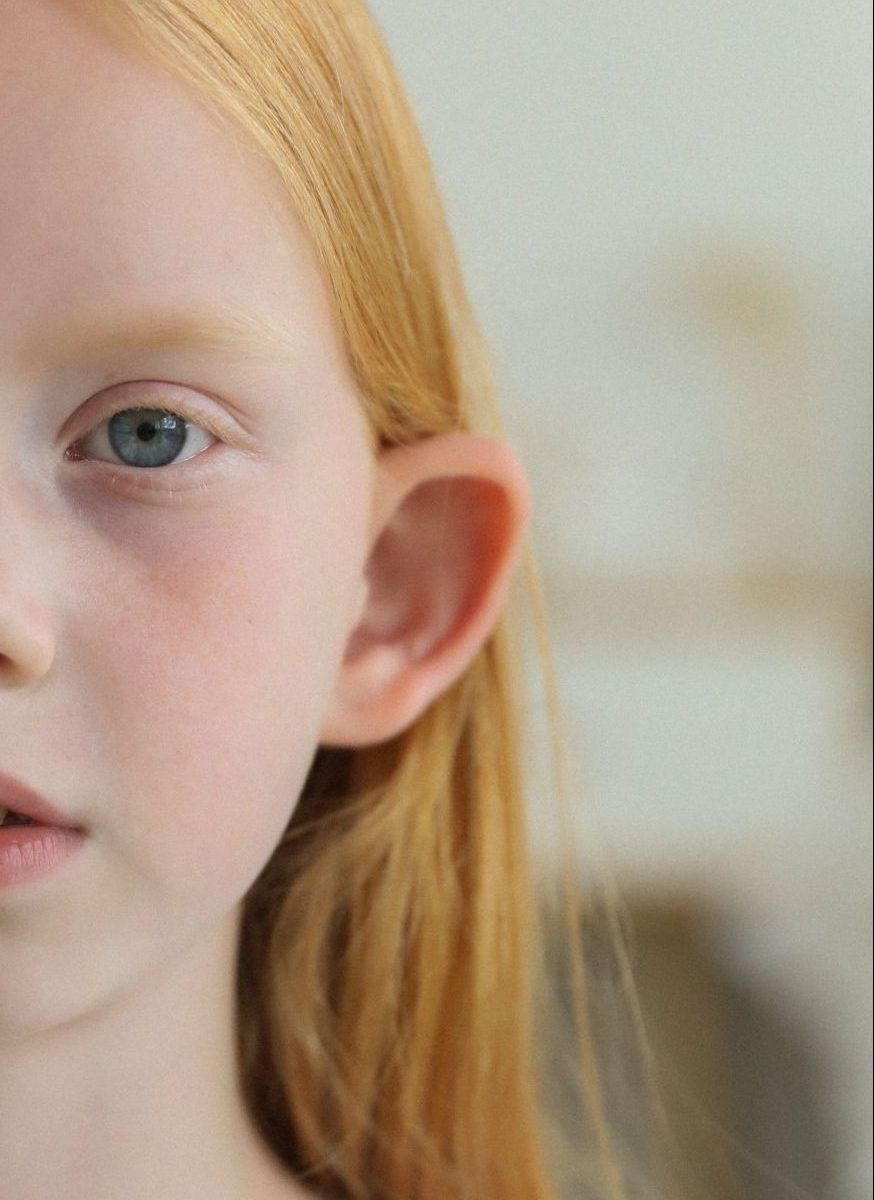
[{"left": 107, "top": 409, "right": 188, "bottom": 468}]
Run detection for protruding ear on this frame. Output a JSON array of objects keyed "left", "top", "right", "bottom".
[{"left": 318, "top": 433, "right": 530, "bottom": 747}]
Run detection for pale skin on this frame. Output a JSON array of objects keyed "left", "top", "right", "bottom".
[{"left": 0, "top": 3, "right": 530, "bottom": 1200}]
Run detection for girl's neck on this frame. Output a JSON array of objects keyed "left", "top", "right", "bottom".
[{"left": 0, "top": 909, "right": 310, "bottom": 1200}]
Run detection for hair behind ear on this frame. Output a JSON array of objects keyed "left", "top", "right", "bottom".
[{"left": 238, "top": 613, "right": 560, "bottom": 1199}]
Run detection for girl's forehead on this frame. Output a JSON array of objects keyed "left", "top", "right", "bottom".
[{"left": 0, "top": 0, "right": 337, "bottom": 381}]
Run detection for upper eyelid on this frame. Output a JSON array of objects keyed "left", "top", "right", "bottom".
[{"left": 64, "top": 385, "right": 255, "bottom": 457}]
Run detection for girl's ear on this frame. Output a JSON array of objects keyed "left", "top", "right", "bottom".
[{"left": 318, "top": 433, "right": 531, "bottom": 747}]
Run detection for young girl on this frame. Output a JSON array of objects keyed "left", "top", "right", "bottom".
[{"left": 0, "top": 2, "right": 631, "bottom": 1198}]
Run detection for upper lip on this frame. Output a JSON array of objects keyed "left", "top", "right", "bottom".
[{"left": 0, "top": 773, "right": 81, "bottom": 829}]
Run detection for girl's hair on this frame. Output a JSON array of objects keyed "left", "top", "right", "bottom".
[{"left": 85, "top": 3, "right": 646, "bottom": 1198}]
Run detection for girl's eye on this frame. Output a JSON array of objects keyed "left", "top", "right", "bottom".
[{"left": 69, "top": 407, "right": 216, "bottom": 470}]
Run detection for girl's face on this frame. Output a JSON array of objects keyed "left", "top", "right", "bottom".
[{"left": 0, "top": 2, "right": 373, "bottom": 1025}]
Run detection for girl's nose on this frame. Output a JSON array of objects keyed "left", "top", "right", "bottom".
[
  {"left": 0, "top": 589, "right": 55, "bottom": 685},
  {"left": 0, "top": 501, "right": 56, "bottom": 686}
]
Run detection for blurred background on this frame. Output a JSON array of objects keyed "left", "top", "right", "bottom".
[{"left": 369, "top": 3, "right": 871, "bottom": 1199}]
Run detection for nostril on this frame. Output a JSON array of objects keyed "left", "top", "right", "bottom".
[
  {"left": 0, "top": 653, "right": 35, "bottom": 686},
  {"left": 0, "top": 641, "right": 54, "bottom": 683}
]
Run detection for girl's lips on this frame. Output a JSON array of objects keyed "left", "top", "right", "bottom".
[
  {"left": 0, "top": 824, "right": 87, "bottom": 890},
  {"left": 0, "top": 772, "right": 81, "bottom": 830}
]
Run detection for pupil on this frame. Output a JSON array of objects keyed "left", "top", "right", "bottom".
[{"left": 137, "top": 422, "right": 157, "bottom": 442}]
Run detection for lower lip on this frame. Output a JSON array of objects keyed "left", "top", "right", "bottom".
[{"left": 0, "top": 824, "right": 87, "bottom": 890}]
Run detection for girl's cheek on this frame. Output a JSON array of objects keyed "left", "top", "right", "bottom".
[{"left": 65, "top": 479, "right": 361, "bottom": 878}]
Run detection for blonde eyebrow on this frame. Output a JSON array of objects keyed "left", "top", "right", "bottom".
[{"left": 44, "top": 302, "right": 302, "bottom": 365}]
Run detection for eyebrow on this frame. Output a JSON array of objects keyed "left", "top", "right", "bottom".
[{"left": 42, "top": 302, "right": 303, "bottom": 366}]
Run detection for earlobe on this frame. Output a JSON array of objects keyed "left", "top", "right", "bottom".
[{"left": 319, "top": 434, "right": 530, "bottom": 748}]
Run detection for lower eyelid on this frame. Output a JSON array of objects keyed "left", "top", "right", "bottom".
[{"left": 74, "top": 445, "right": 233, "bottom": 503}]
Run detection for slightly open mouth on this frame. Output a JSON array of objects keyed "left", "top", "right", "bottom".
[{"left": 0, "top": 809, "right": 41, "bottom": 827}]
